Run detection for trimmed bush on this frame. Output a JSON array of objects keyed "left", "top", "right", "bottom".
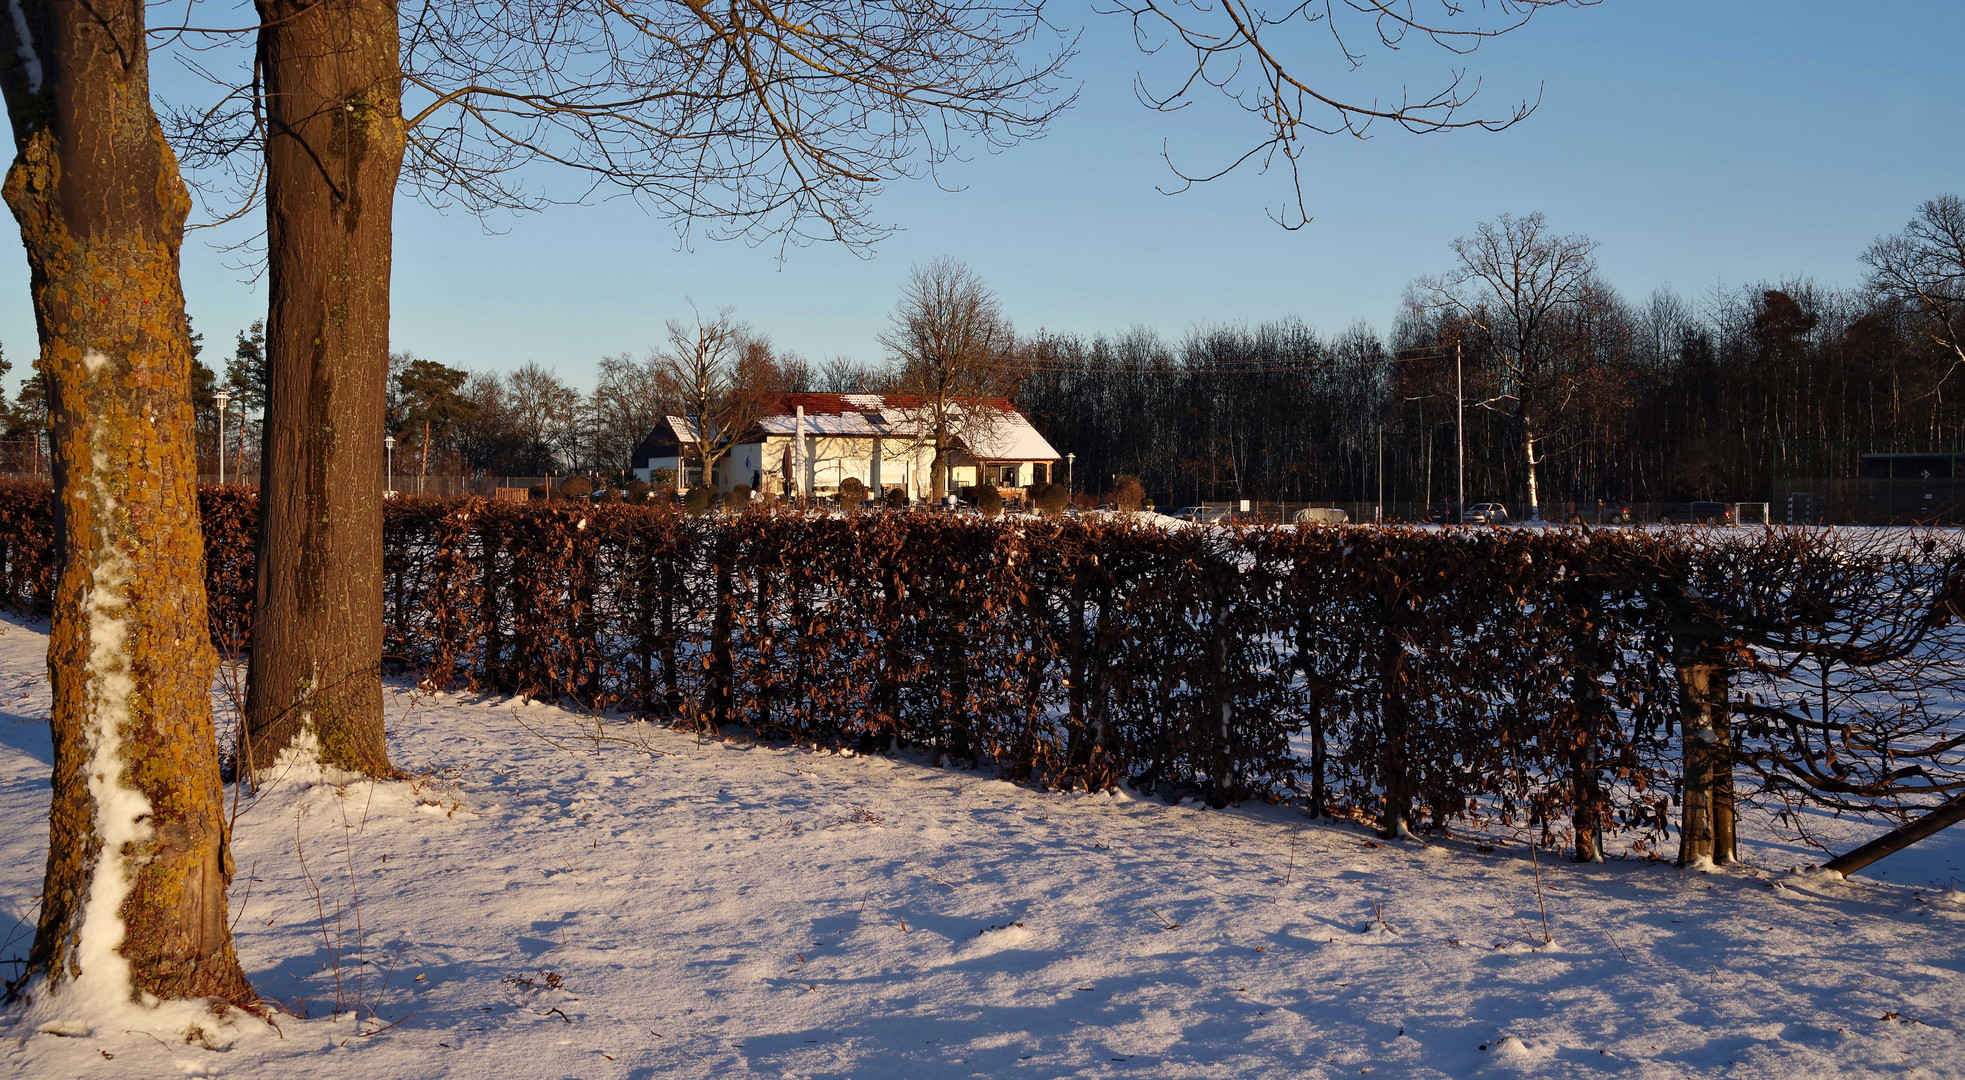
[
  {"left": 6, "top": 479, "right": 1953, "bottom": 856},
  {"left": 1033, "top": 482, "right": 1070, "bottom": 515},
  {"left": 975, "top": 485, "right": 1003, "bottom": 517},
  {"left": 1112, "top": 476, "right": 1144, "bottom": 512},
  {"left": 626, "top": 479, "right": 651, "bottom": 505},
  {"left": 559, "top": 476, "right": 595, "bottom": 498},
  {"left": 683, "top": 487, "right": 712, "bottom": 513},
  {"left": 838, "top": 477, "right": 868, "bottom": 507}
]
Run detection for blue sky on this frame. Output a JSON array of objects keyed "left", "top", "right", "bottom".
[{"left": 1, "top": 0, "right": 1959, "bottom": 391}]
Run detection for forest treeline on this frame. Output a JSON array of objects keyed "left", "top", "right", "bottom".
[
  {"left": 25, "top": 204, "right": 1957, "bottom": 514},
  {"left": 1022, "top": 213, "right": 1965, "bottom": 511}
]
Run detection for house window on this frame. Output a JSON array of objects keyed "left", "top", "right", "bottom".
[{"left": 997, "top": 464, "right": 1020, "bottom": 486}]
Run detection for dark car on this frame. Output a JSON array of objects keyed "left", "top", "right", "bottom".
[{"left": 1662, "top": 501, "right": 1732, "bottom": 525}]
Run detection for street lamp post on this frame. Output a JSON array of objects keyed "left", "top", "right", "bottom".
[
  {"left": 385, "top": 434, "right": 395, "bottom": 495},
  {"left": 1066, "top": 452, "right": 1074, "bottom": 495},
  {"left": 1455, "top": 342, "right": 1465, "bottom": 521},
  {"left": 214, "top": 390, "right": 231, "bottom": 485}
]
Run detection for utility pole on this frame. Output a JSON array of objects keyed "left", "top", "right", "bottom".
[
  {"left": 1376, "top": 420, "right": 1384, "bottom": 524},
  {"left": 216, "top": 390, "right": 231, "bottom": 484},
  {"left": 1455, "top": 342, "right": 1466, "bottom": 520}
]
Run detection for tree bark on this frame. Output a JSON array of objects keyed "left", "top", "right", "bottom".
[
  {"left": 1377, "top": 627, "right": 1413, "bottom": 839},
  {"left": 1673, "top": 629, "right": 1736, "bottom": 867},
  {"left": 1569, "top": 613, "right": 1610, "bottom": 863},
  {"left": 1823, "top": 792, "right": 1965, "bottom": 879},
  {"left": 0, "top": 0, "right": 253, "bottom": 1003},
  {"left": 246, "top": 0, "right": 405, "bottom": 778},
  {"left": 1523, "top": 427, "right": 1542, "bottom": 521}
]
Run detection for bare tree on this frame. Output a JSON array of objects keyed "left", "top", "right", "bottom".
[
  {"left": 240, "top": 0, "right": 407, "bottom": 779},
  {"left": 1108, "top": 0, "right": 1587, "bottom": 226},
  {"left": 587, "top": 352, "right": 675, "bottom": 476},
  {"left": 153, "top": 0, "right": 1077, "bottom": 775},
  {"left": 162, "top": 0, "right": 1584, "bottom": 774},
  {"left": 879, "top": 258, "right": 1020, "bottom": 502},
  {"left": 817, "top": 355, "right": 880, "bottom": 393},
  {"left": 0, "top": 0, "right": 252, "bottom": 1004},
  {"left": 656, "top": 310, "right": 781, "bottom": 493},
  {"left": 1863, "top": 194, "right": 1965, "bottom": 397},
  {"left": 1419, "top": 212, "right": 1600, "bottom": 519},
  {"left": 504, "top": 362, "right": 584, "bottom": 474}
]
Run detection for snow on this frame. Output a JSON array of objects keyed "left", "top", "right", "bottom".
[
  {"left": 6, "top": 0, "right": 39, "bottom": 96},
  {"left": 14, "top": 420, "right": 161, "bottom": 1032},
  {"left": 0, "top": 612, "right": 1958, "bottom": 1077}
]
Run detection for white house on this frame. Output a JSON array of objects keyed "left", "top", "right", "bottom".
[{"left": 631, "top": 393, "right": 1062, "bottom": 501}]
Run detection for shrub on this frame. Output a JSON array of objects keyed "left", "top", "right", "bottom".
[
  {"left": 974, "top": 485, "right": 1003, "bottom": 517},
  {"left": 649, "top": 467, "right": 677, "bottom": 489},
  {"left": 592, "top": 487, "right": 617, "bottom": 504},
  {"left": 1, "top": 482, "right": 1956, "bottom": 856},
  {"left": 884, "top": 486, "right": 908, "bottom": 507},
  {"left": 1032, "top": 482, "right": 1070, "bottom": 516},
  {"left": 838, "top": 477, "right": 868, "bottom": 507},
  {"left": 625, "top": 479, "right": 651, "bottom": 505},
  {"left": 721, "top": 490, "right": 746, "bottom": 513},
  {"left": 528, "top": 482, "right": 548, "bottom": 501},
  {"left": 559, "top": 476, "right": 594, "bottom": 499},
  {"left": 683, "top": 487, "right": 712, "bottom": 514},
  {"left": 1112, "top": 476, "right": 1144, "bottom": 512}
]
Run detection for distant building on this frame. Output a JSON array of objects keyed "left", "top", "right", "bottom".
[{"left": 631, "top": 393, "right": 1061, "bottom": 501}]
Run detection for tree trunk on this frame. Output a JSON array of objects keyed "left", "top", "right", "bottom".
[
  {"left": 929, "top": 442, "right": 949, "bottom": 503},
  {"left": 1378, "top": 632, "right": 1413, "bottom": 839},
  {"left": 246, "top": 0, "right": 405, "bottom": 778},
  {"left": 0, "top": 0, "right": 253, "bottom": 1004},
  {"left": 1673, "top": 630, "right": 1736, "bottom": 867},
  {"left": 1524, "top": 429, "right": 1542, "bottom": 521},
  {"left": 1569, "top": 621, "right": 1610, "bottom": 863},
  {"left": 1823, "top": 792, "right": 1965, "bottom": 879}
]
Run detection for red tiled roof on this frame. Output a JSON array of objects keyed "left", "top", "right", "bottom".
[{"left": 769, "top": 393, "right": 1017, "bottom": 415}]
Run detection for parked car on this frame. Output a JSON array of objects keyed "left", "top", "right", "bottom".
[
  {"left": 1164, "top": 505, "right": 1233, "bottom": 523},
  {"left": 1292, "top": 507, "right": 1349, "bottom": 525},
  {"left": 1461, "top": 502, "right": 1510, "bottom": 525}
]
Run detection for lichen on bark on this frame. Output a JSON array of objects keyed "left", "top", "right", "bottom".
[{"left": 0, "top": 0, "right": 253, "bottom": 1008}]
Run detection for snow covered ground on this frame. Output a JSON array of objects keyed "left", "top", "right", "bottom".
[{"left": 0, "top": 613, "right": 1960, "bottom": 1079}]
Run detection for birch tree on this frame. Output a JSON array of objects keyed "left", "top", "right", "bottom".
[
  {"left": 0, "top": 0, "right": 252, "bottom": 1007},
  {"left": 1420, "top": 212, "right": 1600, "bottom": 520}
]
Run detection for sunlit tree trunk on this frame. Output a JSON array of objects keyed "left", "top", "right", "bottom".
[
  {"left": 246, "top": 0, "right": 405, "bottom": 778},
  {"left": 0, "top": 0, "right": 253, "bottom": 1003},
  {"left": 1524, "top": 431, "right": 1542, "bottom": 521},
  {"left": 1673, "top": 628, "right": 1736, "bottom": 867}
]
